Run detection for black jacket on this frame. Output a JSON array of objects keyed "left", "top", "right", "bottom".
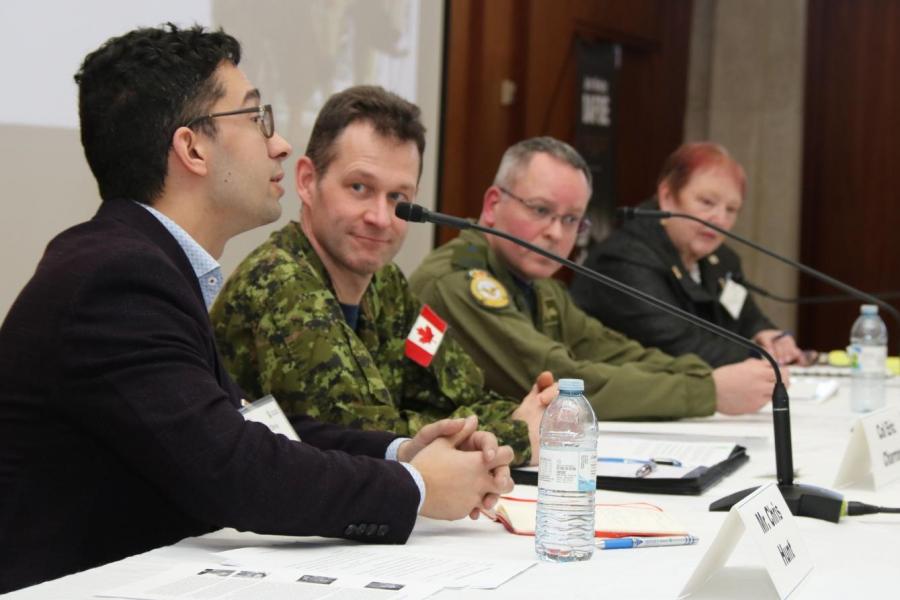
[
  {"left": 570, "top": 199, "right": 774, "bottom": 367},
  {"left": 0, "top": 200, "right": 418, "bottom": 593}
]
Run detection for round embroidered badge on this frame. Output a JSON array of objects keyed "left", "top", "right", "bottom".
[{"left": 467, "top": 269, "right": 510, "bottom": 309}]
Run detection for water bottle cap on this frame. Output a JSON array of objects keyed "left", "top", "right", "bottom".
[
  {"left": 861, "top": 304, "right": 879, "bottom": 315},
  {"left": 558, "top": 378, "right": 584, "bottom": 393}
]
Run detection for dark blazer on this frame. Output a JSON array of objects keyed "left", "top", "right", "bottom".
[
  {"left": 570, "top": 199, "right": 774, "bottom": 367},
  {"left": 0, "top": 200, "right": 419, "bottom": 593}
]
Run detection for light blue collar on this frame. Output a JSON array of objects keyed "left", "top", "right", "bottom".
[{"left": 137, "top": 202, "right": 223, "bottom": 310}]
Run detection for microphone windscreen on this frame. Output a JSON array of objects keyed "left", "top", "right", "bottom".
[{"left": 395, "top": 202, "right": 426, "bottom": 222}]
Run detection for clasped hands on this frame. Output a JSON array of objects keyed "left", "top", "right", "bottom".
[{"left": 398, "top": 371, "right": 557, "bottom": 520}]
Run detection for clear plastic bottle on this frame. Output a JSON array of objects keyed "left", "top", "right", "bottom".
[
  {"left": 849, "top": 304, "right": 888, "bottom": 412},
  {"left": 535, "top": 378, "right": 598, "bottom": 562}
]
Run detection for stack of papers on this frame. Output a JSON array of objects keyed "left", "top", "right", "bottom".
[
  {"left": 790, "top": 365, "right": 851, "bottom": 377},
  {"left": 99, "top": 544, "right": 535, "bottom": 600},
  {"left": 595, "top": 421, "right": 770, "bottom": 444},
  {"left": 98, "top": 564, "right": 440, "bottom": 599},
  {"left": 595, "top": 437, "right": 736, "bottom": 479}
]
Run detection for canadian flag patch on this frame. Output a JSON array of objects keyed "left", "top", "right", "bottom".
[{"left": 405, "top": 304, "right": 447, "bottom": 367}]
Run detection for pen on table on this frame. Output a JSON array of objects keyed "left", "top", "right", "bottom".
[
  {"left": 597, "top": 457, "right": 683, "bottom": 467},
  {"left": 597, "top": 535, "right": 699, "bottom": 550},
  {"left": 598, "top": 456, "right": 683, "bottom": 477},
  {"left": 598, "top": 456, "right": 650, "bottom": 465},
  {"left": 633, "top": 462, "right": 656, "bottom": 478},
  {"left": 649, "top": 457, "right": 682, "bottom": 467}
]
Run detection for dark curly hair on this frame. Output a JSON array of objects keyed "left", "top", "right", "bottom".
[
  {"left": 74, "top": 23, "right": 241, "bottom": 204},
  {"left": 305, "top": 85, "right": 426, "bottom": 181}
]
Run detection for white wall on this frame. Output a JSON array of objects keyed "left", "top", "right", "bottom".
[{"left": 0, "top": 0, "right": 443, "bottom": 319}]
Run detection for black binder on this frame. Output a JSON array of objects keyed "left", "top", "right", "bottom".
[{"left": 512, "top": 444, "right": 748, "bottom": 495}]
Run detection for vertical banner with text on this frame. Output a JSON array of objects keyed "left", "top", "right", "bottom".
[{"left": 575, "top": 39, "right": 620, "bottom": 249}]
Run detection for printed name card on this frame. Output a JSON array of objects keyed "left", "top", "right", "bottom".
[
  {"left": 680, "top": 483, "right": 812, "bottom": 599},
  {"left": 834, "top": 406, "right": 900, "bottom": 489},
  {"left": 240, "top": 395, "right": 301, "bottom": 442}
]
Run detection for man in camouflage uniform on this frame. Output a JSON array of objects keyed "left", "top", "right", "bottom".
[
  {"left": 409, "top": 137, "right": 780, "bottom": 420},
  {"left": 212, "top": 86, "right": 551, "bottom": 466}
]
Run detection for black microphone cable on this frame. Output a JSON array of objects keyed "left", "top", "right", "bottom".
[
  {"left": 843, "top": 501, "right": 900, "bottom": 516},
  {"left": 730, "top": 272, "right": 900, "bottom": 306}
]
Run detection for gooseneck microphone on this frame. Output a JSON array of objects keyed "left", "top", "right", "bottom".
[
  {"left": 730, "top": 272, "right": 900, "bottom": 306},
  {"left": 396, "top": 202, "right": 845, "bottom": 522},
  {"left": 618, "top": 206, "right": 900, "bottom": 355},
  {"left": 396, "top": 202, "right": 473, "bottom": 230}
]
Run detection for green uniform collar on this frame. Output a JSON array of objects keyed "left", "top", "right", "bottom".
[{"left": 278, "top": 222, "right": 383, "bottom": 323}]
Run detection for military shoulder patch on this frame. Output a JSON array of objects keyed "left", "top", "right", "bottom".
[{"left": 467, "top": 269, "right": 510, "bottom": 309}]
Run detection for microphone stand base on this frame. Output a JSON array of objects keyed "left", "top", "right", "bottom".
[{"left": 709, "top": 483, "right": 845, "bottom": 523}]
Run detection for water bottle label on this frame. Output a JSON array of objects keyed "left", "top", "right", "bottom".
[
  {"left": 849, "top": 345, "right": 887, "bottom": 375},
  {"left": 538, "top": 448, "right": 597, "bottom": 492}
]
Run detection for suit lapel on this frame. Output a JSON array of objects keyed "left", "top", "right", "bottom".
[
  {"left": 92, "top": 200, "right": 246, "bottom": 404},
  {"left": 93, "top": 200, "right": 207, "bottom": 311}
]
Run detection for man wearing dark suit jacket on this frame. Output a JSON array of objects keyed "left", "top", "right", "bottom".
[{"left": 0, "top": 24, "right": 514, "bottom": 593}]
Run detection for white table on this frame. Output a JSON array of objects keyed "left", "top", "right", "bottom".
[{"left": 9, "top": 381, "right": 900, "bottom": 599}]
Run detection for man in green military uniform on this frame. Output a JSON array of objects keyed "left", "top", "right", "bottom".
[
  {"left": 409, "top": 137, "right": 781, "bottom": 420},
  {"left": 212, "top": 87, "right": 552, "bottom": 466}
]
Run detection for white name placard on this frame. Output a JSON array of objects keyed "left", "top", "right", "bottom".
[
  {"left": 680, "top": 483, "right": 812, "bottom": 599},
  {"left": 834, "top": 406, "right": 900, "bottom": 489},
  {"left": 240, "top": 395, "right": 301, "bottom": 442}
]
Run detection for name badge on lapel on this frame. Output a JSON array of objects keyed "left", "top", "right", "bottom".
[
  {"left": 240, "top": 395, "right": 300, "bottom": 442},
  {"left": 719, "top": 277, "right": 748, "bottom": 320}
]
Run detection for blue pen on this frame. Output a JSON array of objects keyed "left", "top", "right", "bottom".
[
  {"left": 597, "top": 535, "right": 699, "bottom": 550},
  {"left": 597, "top": 457, "right": 683, "bottom": 467},
  {"left": 598, "top": 456, "right": 651, "bottom": 466},
  {"left": 597, "top": 457, "right": 656, "bottom": 478},
  {"left": 598, "top": 457, "right": 682, "bottom": 477}
]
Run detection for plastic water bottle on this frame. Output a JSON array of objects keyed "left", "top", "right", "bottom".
[
  {"left": 535, "top": 378, "right": 598, "bottom": 562},
  {"left": 849, "top": 304, "right": 888, "bottom": 412}
]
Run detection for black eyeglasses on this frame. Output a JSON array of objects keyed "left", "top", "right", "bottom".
[
  {"left": 498, "top": 186, "right": 591, "bottom": 234},
  {"left": 184, "top": 104, "right": 274, "bottom": 138}
]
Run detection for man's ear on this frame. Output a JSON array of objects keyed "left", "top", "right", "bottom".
[
  {"left": 170, "top": 126, "right": 209, "bottom": 176},
  {"left": 481, "top": 185, "right": 503, "bottom": 227},
  {"left": 295, "top": 156, "right": 318, "bottom": 207}
]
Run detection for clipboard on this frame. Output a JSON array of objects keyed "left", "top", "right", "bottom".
[{"left": 512, "top": 444, "right": 748, "bottom": 495}]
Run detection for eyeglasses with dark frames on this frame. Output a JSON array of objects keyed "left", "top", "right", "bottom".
[
  {"left": 184, "top": 104, "right": 274, "bottom": 138},
  {"left": 498, "top": 186, "right": 591, "bottom": 234}
]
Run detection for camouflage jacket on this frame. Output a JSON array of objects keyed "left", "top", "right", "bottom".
[
  {"left": 408, "top": 229, "right": 717, "bottom": 420},
  {"left": 211, "top": 223, "right": 531, "bottom": 464}
]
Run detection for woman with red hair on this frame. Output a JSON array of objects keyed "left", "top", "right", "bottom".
[{"left": 571, "top": 142, "right": 811, "bottom": 367}]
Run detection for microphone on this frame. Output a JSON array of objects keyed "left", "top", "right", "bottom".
[
  {"left": 397, "top": 202, "right": 845, "bottom": 522},
  {"left": 730, "top": 272, "right": 900, "bottom": 306},
  {"left": 394, "top": 202, "right": 473, "bottom": 230},
  {"left": 617, "top": 206, "right": 900, "bottom": 354}
]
